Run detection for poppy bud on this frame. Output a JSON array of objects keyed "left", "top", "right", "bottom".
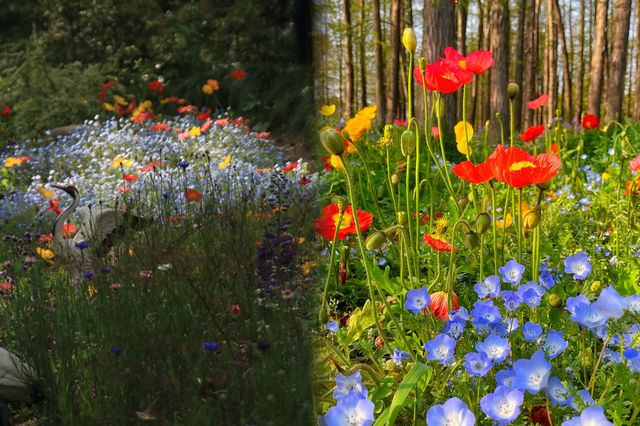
[
  {"left": 548, "top": 293, "right": 563, "bottom": 308},
  {"left": 507, "top": 82, "right": 519, "bottom": 100},
  {"left": 374, "top": 334, "right": 385, "bottom": 349},
  {"left": 537, "top": 180, "right": 552, "bottom": 191},
  {"left": 522, "top": 207, "right": 540, "bottom": 231},
  {"left": 434, "top": 98, "right": 445, "bottom": 119},
  {"left": 402, "top": 28, "right": 417, "bottom": 53},
  {"left": 458, "top": 197, "right": 469, "bottom": 209},
  {"left": 475, "top": 213, "right": 491, "bottom": 234},
  {"left": 464, "top": 231, "right": 479, "bottom": 251},
  {"left": 397, "top": 211, "right": 408, "bottom": 226},
  {"left": 391, "top": 173, "right": 400, "bottom": 187},
  {"left": 320, "top": 127, "right": 345, "bottom": 156},
  {"left": 365, "top": 231, "right": 387, "bottom": 250},
  {"left": 400, "top": 130, "right": 416, "bottom": 157},
  {"left": 377, "top": 185, "right": 385, "bottom": 199},
  {"left": 417, "top": 57, "right": 426, "bottom": 72}
]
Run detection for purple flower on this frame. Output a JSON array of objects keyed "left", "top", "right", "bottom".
[
  {"left": 561, "top": 406, "right": 614, "bottom": 426},
  {"left": 495, "top": 369, "right": 516, "bottom": 387},
  {"left": 522, "top": 322, "right": 543, "bottom": 342},
  {"left": 499, "top": 260, "right": 525, "bottom": 285},
  {"left": 111, "top": 345, "right": 122, "bottom": 355},
  {"left": 476, "top": 334, "right": 510, "bottom": 363},
  {"left": 426, "top": 397, "right": 475, "bottom": 426},
  {"left": 334, "top": 371, "right": 368, "bottom": 400},
  {"left": 424, "top": 334, "right": 457, "bottom": 366},
  {"left": 178, "top": 160, "right": 190, "bottom": 169},
  {"left": 593, "top": 285, "right": 627, "bottom": 319},
  {"left": 324, "top": 393, "right": 374, "bottom": 426},
  {"left": 543, "top": 330, "right": 568, "bottom": 359},
  {"left": 512, "top": 350, "right": 551, "bottom": 394},
  {"left": 545, "top": 377, "right": 570, "bottom": 406},
  {"left": 474, "top": 275, "right": 501, "bottom": 298},
  {"left": 75, "top": 240, "right": 89, "bottom": 250},
  {"left": 202, "top": 341, "right": 220, "bottom": 351},
  {"left": 391, "top": 348, "right": 410, "bottom": 365},
  {"left": 327, "top": 321, "right": 339, "bottom": 334},
  {"left": 404, "top": 288, "right": 430, "bottom": 314},
  {"left": 83, "top": 271, "right": 94, "bottom": 279},
  {"left": 480, "top": 385, "right": 523, "bottom": 422},
  {"left": 564, "top": 252, "right": 592, "bottom": 280},
  {"left": 464, "top": 351, "right": 492, "bottom": 377}
]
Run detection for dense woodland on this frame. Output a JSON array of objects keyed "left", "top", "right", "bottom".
[{"left": 313, "top": 0, "right": 639, "bottom": 133}]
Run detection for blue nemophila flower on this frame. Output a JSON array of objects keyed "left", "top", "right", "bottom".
[
  {"left": 480, "top": 385, "right": 523, "bottom": 423},
  {"left": 522, "top": 322, "right": 543, "bottom": 342},
  {"left": 501, "top": 290, "right": 522, "bottom": 312},
  {"left": 503, "top": 317, "right": 519, "bottom": 334},
  {"left": 564, "top": 252, "right": 592, "bottom": 280},
  {"left": 513, "top": 350, "right": 551, "bottom": 394},
  {"left": 202, "top": 341, "right": 220, "bottom": 351},
  {"left": 561, "top": 406, "right": 614, "bottom": 426},
  {"left": 324, "top": 393, "right": 375, "bottom": 426},
  {"left": 566, "top": 294, "right": 590, "bottom": 316},
  {"left": 569, "top": 389, "right": 594, "bottom": 412},
  {"left": 426, "top": 397, "right": 475, "bottom": 426},
  {"left": 404, "top": 288, "right": 430, "bottom": 314},
  {"left": 624, "top": 348, "right": 640, "bottom": 373},
  {"left": 464, "top": 351, "right": 492, "bottom": 377},
  {"left": 75, "top": 240, "right": 89, "bottom": 250},
  {"left": 545, "top": 377, "right": 570, "bottom": 406},
  {"left": 334, "top": 371, "right": 368, "bottom": 400},
  {"left": 327, "top": 321, "right": 339, "bottom": 334},
  {"left": 471, "top": 300, "right": 501, "bottom": 324},
  {"left": 424, "top": 334, "right": 457, "bottom": 366},
  {"left": 625, "top": 294, "right": 640, "bottom": 313},
  {"left": 449, "top": 306, "right": 470, "bottom": 322},
  {"left": 499, "top": 260, "right": 525, "bottom": 285},
  {"left": 476, "top": 334, "right": 510, "bottom": 363},
  {"left": 390, "top": 348, "right": 410, "bottom": 365},
  {"left": 603, "top": 348, "right": 622, "bottom": 364},
  {"left": 570, "top": 302, "right": 608, "bottom": 329},
  {"left": 517, "top": 281, "right": 545, "bottom": 308},
  {"left": 495, "top": 369, "right": 516, "bottom": 387},
  {"left": 474, "top": 275, "right": 501, "bottom": 298},
  {"left": 544, "top": 330, "right": 568, "bottom": 359},
  {"left": 539, "top": 270, "right": 556, "bottom": 289},
  {"left": 593, "top": 285, "right": 627, "bottom": 319},
  {"left": 442, "top": 318, "right": 466, "bottom": 339}
]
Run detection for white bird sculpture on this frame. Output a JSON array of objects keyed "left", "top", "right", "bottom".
[
  {"left": 0, "top": 347, "right": 37, "bottom": 425},
  {"left": 50, "top": 183, "right": 126, "bottom": 279}
]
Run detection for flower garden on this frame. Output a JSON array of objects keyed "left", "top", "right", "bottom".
[{"left": 1, "top": 2, "right": 640, "bottom": 425}]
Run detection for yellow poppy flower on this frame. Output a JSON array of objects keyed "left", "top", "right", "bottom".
[
  {"left": 3, "top": 157, "right": 20, "bottom": 168},
  {"left": 38, "top": 185, "right": 54, "bottom": 198},
  {"left": 111, "top": 157, "right": 133, "bottom": 168},
  {"left": 113, "top": 95, "right": 128, "bottom": 106},
  {"left": 36, "top": 247, "right": 55, "bottom": 261},
  {"left": 329, "top": 155, "right": 344, "bottom": 169},
  {"left": 188, "top": 126, "right": 201, "bottom": 137},
  {"left": 454, "top": 120, "right": 474, "bottom": 156},
  {"left": 103, "top": 102, "right": 115, "bottom": 112},
  {"left": 218, "top": 154, "right": 232, "bottom": 170},
  {"left": 319, "top": 104, "right": 336, "bottom": 116}
]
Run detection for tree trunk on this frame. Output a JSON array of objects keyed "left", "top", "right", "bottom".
[
  {"left": 605, "top": 0, "right": 632, "bottom": 122},
  {"left": 634, "top": 1, "right": 640, "bottom": 120},
  {"left": 552, "top": 0, "right": 572, "bottom": 121},
  {"left": 521, "top": 0, "right": 538, "bottom": 129},
  {"left": 544, "top": 0, "right": 557, "bottom": 125},
  {"left": 386, "top": 0, "right": 401, "bottom": 122},
  {"left": 358, "top": 0, "right": 367, "bottom": 109},
  {"left": 342, "top": 0, "right": 355, "bottom": 117},
  {"left": 574, "top": 0, "right": 586, "bottom": 122},
  {"left": 372, "top": 0, "right": 386, "bottom": 121},
  {"left": 514, "top": 0, "right": 526, "bottom": 131},
  {"left": 472, "top": 0, "right": 484, "bottom": 128},
  {"left": 456, "top": 4, "right": 468, "bottom": 119},
  {"left": 489, "top": 0, "right": 509, "bottom": 139},
  {"left": 423, "top": 0, "right": 456, "bottom": 128},
  {"left": 587, "top": 0, "right": 609, "bottom": 118}
]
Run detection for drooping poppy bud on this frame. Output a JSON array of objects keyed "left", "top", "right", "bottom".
[
  {"left": 464, "top": 232, "right": 479, "bottom": 250},
  {"left": 365, "top": 231, "right": 387, "bottom": 250},
  {"left": 400, "top": 130, "right": 416, "bottom": 157},
  {"left": 475, "top": 213, "right": 491, "bottom": 234},
  {"left": 320, "top": 128, "right": 346, "bottom": 155}
]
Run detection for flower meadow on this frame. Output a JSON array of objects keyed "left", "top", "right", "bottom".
[{"left": 313, "top": 34, "right": 640, "bottom": 426}]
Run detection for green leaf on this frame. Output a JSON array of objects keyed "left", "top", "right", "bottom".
[
  {"left": 373, "top": 362, "right": 432, "bottom": 426},
  {"left": 344, "top": 299, "right": 377, "bottom": 346}
]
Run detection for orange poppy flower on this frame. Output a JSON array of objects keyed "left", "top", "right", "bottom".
[
  {"left": 62, "top": 223, "right": 77, "bottom": 238},
  {"left": 630, "top": 155, "right": 640, "bottom": 173},
  {"left": 123, "top": 174, "right": 138, "bottom": 182},
  {"left": 39, "top": 233, "right": 53, "bottom": 243},
  {"left": 490, "top": 145, "right": 562, "bottom": 188},
  {"left": 140, "top": 161, "right": 166, "bottom": 172},
  {"left": 151, "top": 123, "right": 170, "bottom": 132},
  {"left": 519, "top": 125, "right": 545, "bottom": 142},
  {"left": 0, "top": 283, "right": 13, "bottom": 292},
  {"left": 423, "top": 233, "right": 458, "bottom": 253},
  {"left": 147, "top": 79, "right": 164, "bottom": 94},
  {"left": 313, "top": 203, "right": 373, "bottom": 241},
  {"left": 428, "top": 291, "right": 459, "bottom": 320},
  {"left": 185, "top": 188, "right": 203, "bottom": 203},
  {"left": 215, "top": 118, "right": 229, "bottom": 127}
]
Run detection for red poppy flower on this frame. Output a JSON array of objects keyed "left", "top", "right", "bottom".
[
  {"left": 527, "top": 94, "right": 549, "bottom": 110},
  {"left": 519, "top": 124, "right": 545, "bottom": 142},
  {"left": 140, "top": 161, "right": 166, "bottom": 172},
  {"left": 630, "top": 155, "right": 640, "bottom": 173},
  {"left": 147, "top": 79, "right": 164, "bottom": 94},
  {"left": 548, "top": 144, "right": 559, "bottom": 155},
  {"left": 177, "top": 105, "right": 196, "bottom": 114},
  {"left": 490, "top": 145, "right": 562, "bottom": 188},
  {"left": 231, "top": 304, "right": 242, "bottom": 315},
  {"left": 200, "top": 118, "right": 212, "bottom": 133},
  {"left": 97, "top": 80, "right": 114, "bottom": 102},
  {"left": 255, "top": 131, "right": 271, "bottom": 139},
  {"left": 62, "top": 223, "right": 77, "bottom": 238},
  {"left": 196, "top": 111, "right": 210, "bottom": 121},
  {"left": 0, "top": 283, "right": 13, "bottom": 292},
  {"left": 582, "top": 114, "right": 600, "bottom": 130},
  {"left": 423, "top": 233, "right": 458, "bottom": 253},
  {"left": 231, "top": 69, "right": 247, "bottom": 81},
  {"left": 116, "top": 99, "right": 136, "bottom": 116},
  {"left": 413, "top": 60, "right": 473, "bottom": 94},
  {"left": 0, "top": 106, "right": 13, "bottom": 117},
  {"left": 48, "top": 198, "right": 62, "bottom": 215},
  {"left": 428, "top": 291, "right": 459, "bottom": 320},
  {"left": 283, "top": 162, "right": 298, "bottom": 173},
  {"left": 321, "top": 156, "right": 332, "bottom": 171},
  {"left": 626, "top": 179, "right": 640, "bottom": 196},
  {"left": 394, "top": 119, "right": 408, "bottom": 126},
  {"left": 185, "top": 188, "right": 203, "bottom": 203},
  {"left": 123, "top": 174, "right": 138, "bottom": 182},
  {"left": 442, "top": 47, "right": 494, "bottom": 75},
  {"left": 313, "top": 203, "right": 373, "bottom": 241},
  {"left": 151, "top": 123, "right": 170, "bottom": 132},
  {"left": 132, "top": 111, "right": 154, "bottom": 124},
  {"left": 39, "top": 233, "right": 53, "bottom": 243},
  {"left": 431, "top": 126, "right": 441, "bottom": 140},
  {"left": 215, "top": 118, "right": 229, "bottom": 127},
  {"left": 452, "top": 160, "right": 494, "bottom": 184}
]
